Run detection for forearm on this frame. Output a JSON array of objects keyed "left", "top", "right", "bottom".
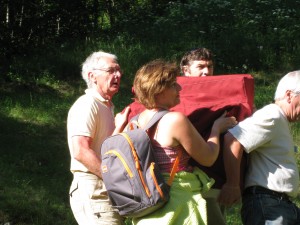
[
  {"left": 72, "top": 136, "right": 102, "bottom": 178},
  {"left": 113, "top": 106, "right": 130, "bottom": 135},
  {"left": 76, "top": 148, "right": 102, "bottom": 178},
  {"left": 218, "top": 132, "right": 244, "bottom": 206},
  {"left": 206, "top": 128, "right": 221, "bottom": 165},
  {"left": 205, "top": 114, "right": 237, "bottom": 165},
  {"left": 223, "top": 132, "right": 244, "bottom": 187}
]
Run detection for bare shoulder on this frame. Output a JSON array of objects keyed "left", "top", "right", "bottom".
[
  {"left": 160, "top": 111, "right": 188, "bottom": 126},
  {"left": 155, "top": 111, "right": 189, "bottom": 146}
]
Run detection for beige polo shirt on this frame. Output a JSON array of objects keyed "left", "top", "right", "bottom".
[{"left": 67, "top": 88, "right": 115, "bottom": 173}]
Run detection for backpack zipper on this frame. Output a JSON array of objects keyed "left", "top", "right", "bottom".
[
  {"left": 121, "top": 133, "right": 152, "bottom": 198},
  {"left": 150, "top": 162, "right": 165, "bottom": 199},
  {"left": 105, "top": 150, "right": 133, "bottom": 178}
]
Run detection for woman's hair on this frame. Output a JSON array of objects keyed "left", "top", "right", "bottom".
[
  {"left": 274, "top": 70, "right": 300, "bottom": 100},
  {"left": 133, "top": 59, "right": 180, "bottom": 109},
  {"left": 81, "top": 51, "right": 117, "bottom": 88}
]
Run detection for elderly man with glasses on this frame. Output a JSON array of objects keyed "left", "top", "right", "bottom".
[{"left": 67, "top": 51, "right": 130, "bottom": 225}]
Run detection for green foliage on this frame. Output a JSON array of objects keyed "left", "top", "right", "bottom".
[
  {"left": 103, "top": 0, "right": 299, "bottom": 74},
  {"left": 3, "top": 0, "right": 300, "bottom": 83}
]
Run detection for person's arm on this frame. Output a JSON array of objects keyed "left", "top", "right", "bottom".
[
  {"left": 113, "top": 106, "right": 131, "bottom": 135},
  {"left": 159, "top": 111, "right": 237, "bottom": 167},
  {"left": 205, "top": 112, "right": 238, "bottom": 164},
  {"left": 72, "top": 135, "right": 102, "bottom": 178},
  {"left": 218, "top": 132, "right": 244, "bottom": 206}
]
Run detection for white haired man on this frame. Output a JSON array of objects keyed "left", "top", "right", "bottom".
[
  {"left": 67, "top": 51, "right": 130, "bottom": 225},
  {"left": 220, "top": 71, "right": 300, "bottom": 224}
]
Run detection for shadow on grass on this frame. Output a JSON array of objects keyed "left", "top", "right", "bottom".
[{"left": 0, "top": 83, "right": 78, "bottom": 225}]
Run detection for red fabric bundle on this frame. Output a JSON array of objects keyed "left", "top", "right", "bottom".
[{"left": 126, "top": 74, "right": 254, "bottom": 188}]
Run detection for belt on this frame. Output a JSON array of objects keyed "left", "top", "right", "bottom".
[{"left": 243, "top": 186, "right": 290, "bottom": 201}]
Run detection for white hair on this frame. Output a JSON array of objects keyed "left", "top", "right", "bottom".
[
  {"left": 274, "top": 70, "right": 300, "bottom": 100},
  {"left": 81, "top": 51, "right": 118, "bottom": 88}
]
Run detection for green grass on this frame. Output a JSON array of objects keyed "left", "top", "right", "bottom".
[
  {"left": 0, "top": 82, "right": 78, "bottom": 225},
  {"left": 0, "top": 72, "right": 299, "bottom": 225}
]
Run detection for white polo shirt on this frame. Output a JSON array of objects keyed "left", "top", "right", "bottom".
[{"left": 229, "top": 103, "right": 299, "bottom": 197}]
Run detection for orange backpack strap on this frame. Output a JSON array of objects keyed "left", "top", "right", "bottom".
[{"left": 167, "top": 149, "right": 182, "bottom": 186}]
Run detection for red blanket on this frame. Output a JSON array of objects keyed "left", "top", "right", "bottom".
[{"left": 126, "top": 74, "right": 254, "bottom": 188}]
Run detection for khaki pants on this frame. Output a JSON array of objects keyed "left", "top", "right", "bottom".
[{"left": 69, "top": 172, "right": 124, "bottom": 225}]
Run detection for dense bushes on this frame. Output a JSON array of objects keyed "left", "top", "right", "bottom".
[{"left": 2, "top": 0, "right": 300, "bottom": 83}]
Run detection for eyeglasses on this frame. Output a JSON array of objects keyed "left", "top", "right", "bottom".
[
  {"left": 293, "top": 91, "right": 300, "bottom": 96},
  {"left": 93, "top": 67, "right": 122, "bottom": 75}
]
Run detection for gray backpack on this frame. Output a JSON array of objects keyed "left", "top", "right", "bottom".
[{"left": 100, "top": 110, "right": 181, "bottom": 218}]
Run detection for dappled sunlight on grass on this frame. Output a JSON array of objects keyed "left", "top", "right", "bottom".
[
  {"left": 0, "top": 81, "right": 81, "bottom": 128},
  {"left": 0, "top": 81, "right": 77, "bottom": 225},
  {"left": 7, "top": 104, "right": 57, "bottom": 126}
]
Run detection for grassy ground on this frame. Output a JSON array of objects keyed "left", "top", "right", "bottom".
[
  {"left": 0, "top": 75, "right": 299, "bottom": 225},
  {"left": 0, "top": 81, "right": 78, "bottom": 225}
]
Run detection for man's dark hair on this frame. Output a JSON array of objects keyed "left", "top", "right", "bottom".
[{"left": 180, "top": 48, "right": 214, "bottom": 70}]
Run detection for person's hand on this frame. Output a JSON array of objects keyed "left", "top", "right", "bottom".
[
  {"left": 212, "top": 111, "right": 237, "bottom": 134},
  {"left": 218, "top": 183, "right": 241, "bottom": 206},
  {"left": 114, "top": 106, "right": 131, "bottom": 133}
]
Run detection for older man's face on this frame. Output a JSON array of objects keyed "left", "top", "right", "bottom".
[
  {"left": 286, "top": 92, "right": 300, "bottom": 122},
  {"left": 91, "top": 57, "right": 122, "bottom": 100}
]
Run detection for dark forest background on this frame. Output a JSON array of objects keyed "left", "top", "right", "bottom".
[{"left": 1, "top": 0, "right": 300, "bottom": 85}]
